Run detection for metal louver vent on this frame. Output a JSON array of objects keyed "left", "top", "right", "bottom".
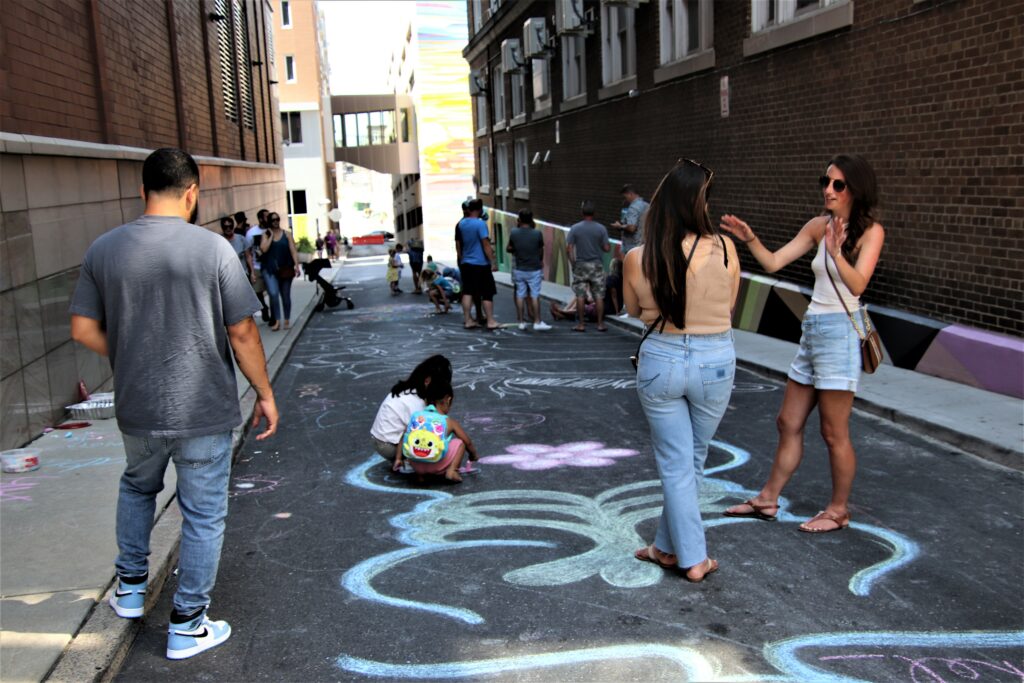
[
  {"left": 232, "top": 0, "right": 256, "bottom": 129},
  {"left": 215, "top": 0, "right": 237, "bottom": 122}
]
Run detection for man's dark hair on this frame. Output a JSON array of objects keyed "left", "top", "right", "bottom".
[
  {"left": 621, "top": 184, "right": 636, "bottom": 195},
  {"left": 234, "top": 211, "right": 247, "bottom": 224},
  {"left": 580, "top": 200, "right": 596, "bottom": 217},
  {"left": 220, "top": 216, "right": 235, "bottom": 229},
  {"left": 142, "top": 148, "right": 199, "bottom": 198},
  {"left": 518, "top": 209, "right": 535, "bottom": 227},
  {"left": 466, "top": 198, "right": 483, "bottom": 213},
  {"left": 257, "top": 209, "right": 269, "bottom": 222}
]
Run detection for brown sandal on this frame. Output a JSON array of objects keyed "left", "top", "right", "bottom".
[
  {"left": 634, "top": 544, "right": 677, "bottom": 570},
  {"left": 798, "top": 510, "right": 850, "bottom": 533},
  {"left": 683, "top": 558, "right": 719, "bottom": 583},
  {"left": 723, "top": 499, "right": 778, "bottom": 521}
]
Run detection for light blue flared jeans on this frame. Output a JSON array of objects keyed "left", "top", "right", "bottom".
[{"left": 636, "top": 331, "right": 736, "bottom": 568}]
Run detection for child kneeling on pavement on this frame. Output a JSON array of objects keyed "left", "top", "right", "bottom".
[
  {"left": 400, "top": 380, "right": 478, "bottom": 482},
  {"left": 421, "top": 268, "right": 460, "bottom": 314}
]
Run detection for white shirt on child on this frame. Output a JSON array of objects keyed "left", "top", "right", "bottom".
[{"left": 370, "top": 390, "right": 425, "bottom": 443}]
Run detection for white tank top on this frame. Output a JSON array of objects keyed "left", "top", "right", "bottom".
[{"left": 807, "top": 238, "right": 860, "bottom": 314}]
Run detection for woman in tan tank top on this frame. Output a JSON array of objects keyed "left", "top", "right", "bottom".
[
  {"left": 624, "top": 159, "right": 740, "bottom": 582},
  {"left": 719, "top": 154, "right": 886, "bottom": 533}
]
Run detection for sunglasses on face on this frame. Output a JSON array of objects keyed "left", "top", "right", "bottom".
[
  {"left": 819, "top": 176, "right": 848, "bottom": 193},
  {"left": 269, "top": 217, "right": 281, "bottom": 223}
]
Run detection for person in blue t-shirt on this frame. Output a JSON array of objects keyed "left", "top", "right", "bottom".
[{"left": 455, "top": 199, "right": 500, "bottom": 330}]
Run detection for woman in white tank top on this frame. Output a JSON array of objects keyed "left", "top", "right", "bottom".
[{"left": 718, "top": 154, "right": 885, "bottom": 534}]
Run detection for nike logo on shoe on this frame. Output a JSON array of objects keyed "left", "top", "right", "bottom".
[{"left": 115, "top": 588, "right": 145, "bottom": 597}]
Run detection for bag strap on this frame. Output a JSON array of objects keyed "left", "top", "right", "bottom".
[{"left": 824, "top": 243, "right": 868, "bottom": 341}]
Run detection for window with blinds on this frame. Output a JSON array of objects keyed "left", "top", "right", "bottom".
[{"left": 215, "top": 0, "right": 256, "bottom": 129}]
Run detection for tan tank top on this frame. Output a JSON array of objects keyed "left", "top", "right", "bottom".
[{"left": 629, "top": 236, "right": 740, "bottom": 334}]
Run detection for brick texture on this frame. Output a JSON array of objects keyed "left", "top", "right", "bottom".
[
  {"left": 0, "top": 0, "right": 281, "bottom": 164},
  {"left": 469, "top": 0, "right": 1024, "bottom": 335}
]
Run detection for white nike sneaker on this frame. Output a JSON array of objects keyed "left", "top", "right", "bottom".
[{"left": 533, "top": 321, "right": 552, "bottom": 331}]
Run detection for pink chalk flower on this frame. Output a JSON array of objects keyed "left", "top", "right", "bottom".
[{"left": 479, "top": 441, "right": 639, "bottom": 470}]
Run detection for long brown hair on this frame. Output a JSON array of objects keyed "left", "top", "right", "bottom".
[
  {"left": 827, "top": 154, "right": 879, "bottom": 261},
  {"left": 641, "top": 160, "right": 718, "bottom": 329}
]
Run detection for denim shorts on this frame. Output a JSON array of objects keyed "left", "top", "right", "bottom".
[
  {"left": 513, "top": 269, "right": 543, "bottom": 298},
  {"left": 788, "top": 311, "right": 864, "bottom": 392}
]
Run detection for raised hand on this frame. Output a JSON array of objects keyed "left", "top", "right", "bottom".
[
  {"left": 719, "top": 214, "right": 755, "bottom": 244},
  {"left": 825, "top": 215, "right": 847, "bottom": 258}
]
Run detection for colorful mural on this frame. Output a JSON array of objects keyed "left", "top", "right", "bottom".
[
  {"left": 414, "top": 2, "right": 476, "bottom": 260},
  {"left": 486, "top": 209, "right": 1024, "bottom": 399}
]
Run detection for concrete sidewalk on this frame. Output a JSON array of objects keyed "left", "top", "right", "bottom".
[
  {"left": 493, "top": 271, "right": 1023, "bottom": 468},
  {"left": 0, "top": 265, "right": 351, "bottom": 683}
]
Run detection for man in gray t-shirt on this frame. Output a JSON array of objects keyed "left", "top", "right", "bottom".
[
  {"left": 505, "top": 209, "right": 551, "bottom": 331},
  {"left": 566, "top": 201, "right": 611, "bottom": 331},
  {"left": 611, "top": 184, "right": 649, "bottom": 255},
  {"left": 69, "top": 148, "right": 278, "bottom": 660}
]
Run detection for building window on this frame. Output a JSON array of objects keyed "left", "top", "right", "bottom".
[
  {"left": 285, "top": 55, "right": 296, "bottom": 82},
  {"left": 474, "top": 93, "right": 488, "bottom": 134},
  {"left": 492, "top": 64, "right": 506, "bottom": 125},
  {"left": 356, "top": 112, "right": 369, "bottom": 145},
  {"left": 561, "top": 35, "right": 585, "bottom": 99},
  {"left": 344, "top": 113, "right": 358, "bottom": 146},
  {"left": 745, "top": 0, "right": 851, "bottom": 56},
  {"left": 510, "top": 71, "right": 525, "bottom": 119},
  {"left": 660, "top": 0, "right": 708, "bottom": 64},
  {"left": 215, "top": 0, "right": 254, "bottom": 128},
  {"left": 281, "top": 0, "right": 291, "bottom": 28},
  {"left": 400, "top": 108, "right": 410, "bottom": 142},
  {"left": 281, "top": 111, "right": 302, "bottom": 144},
  {"left": 601, "top": 5, "right": 636, "bottom": 85},
  {"left": 513, "top": 140, "right": 528, "bottom": 190},
  {"left": 532, "top": 58, "right": 551, "bottom": 108},
  {"left": 471, "top": 0, "right": 484, "bottom": 33},
  {"left": 287, "top": 189, "right": 308, "bottom": 215},
  {"left": 495, "top": 143, "right": 510, "bottom": 193},
  {"left": 333, "top": 114, "right": 343, "bottom": 147},
  {"left": 478, "top": 146, "right": 491, "bottom": 192}
]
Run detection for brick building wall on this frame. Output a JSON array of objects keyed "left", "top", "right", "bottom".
[
  {"left": 0, "top": 0, "right": 287, "bottom": 450},
  {"left": 467, "top": 0, "right": 1023, "bottom": 335}
]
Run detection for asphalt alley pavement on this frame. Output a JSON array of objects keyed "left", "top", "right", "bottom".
[{"left": 117, "top": 260, "right": 1024, "bottom": 682}]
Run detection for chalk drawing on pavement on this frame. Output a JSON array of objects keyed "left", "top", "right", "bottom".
[
  {"left": 0, "top": 477, "right": 50, "bottom": 504},
  {"left": 460, "top": 411, "right": 545, "bottom": 433},
  {"left": 478, "top": 441, "right": 639, "bottom": 469},
  {"left": 229, "top": 474, "right": 283, "bottom": 498}
]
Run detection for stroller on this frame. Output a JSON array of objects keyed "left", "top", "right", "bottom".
[{"left": 305, "top": 258, "right": 354, "bottom": 312}]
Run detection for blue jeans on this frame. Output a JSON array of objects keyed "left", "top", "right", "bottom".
[
  {"left": 635, "top": 331, "right": 735, "bottom": 568},
  {"left": 262, "top": 270, "right": 293, "bottom": 321},
  {"left": 117, "top": 432, "right": 233, "bottom": 612}
]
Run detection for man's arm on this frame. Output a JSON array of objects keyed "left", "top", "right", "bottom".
[
  {"left": 482, "top": 238, "right": 497, "bottom": 271},
  {"left": 227, "top": 317, "right": 278, "bottom": 440},
  {"left": 70, "top": 315, "right": 108, "bottom": 357}
]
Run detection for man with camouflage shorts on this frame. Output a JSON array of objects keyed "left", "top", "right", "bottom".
[{"left": 566, "top": 200, "right": 611, "bottom": 332}]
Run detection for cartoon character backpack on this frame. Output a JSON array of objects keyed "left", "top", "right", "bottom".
[{"left": 402, "top": 405, "right": 449, "bottom": 463}]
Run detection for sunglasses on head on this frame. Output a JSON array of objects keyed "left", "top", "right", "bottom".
[
  {"left": 819, "top": 176, "right": 848, "bottom": 193},
  {"left": 678, "top": 157, "right": 714, "bottom": 183}
]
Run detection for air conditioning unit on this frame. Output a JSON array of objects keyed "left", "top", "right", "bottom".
[
  {"left": 468, "top": 69, "right": 487, "bottom": 96},
  {"left": 501, "top": 38, "right": 524, "bottom": 73},
  {"left": 523, "top": 17, "right": 548, "bottom": 57},
  {"left": 555, "top": 0, "right": 585, "bottom": 34}
]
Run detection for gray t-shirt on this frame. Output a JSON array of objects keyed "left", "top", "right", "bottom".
[
  {"left": 621, "top": 197, "right": 649, "bottom": 254},
  {"left": 508, "top": 226, "right": 544, "bottom": 271},
  {"left": 69, "top": 215, "right": 261, "bottom": 438},
  {"left": 567, "top": 219, "right": 610, "bottom": 263}
]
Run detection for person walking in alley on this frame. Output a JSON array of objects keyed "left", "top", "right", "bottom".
[
  {"left": 566, "top": 201, "right": 611, "bottom": 332},
  {"left": 506, "top": 209, "right": 551, "bottom": 331},
  {"left": 720, "top": 154, "right": 886, "bottom": 533},
  {"left": 221, "top": 215, "right": 249, "bottom": 271},
  {"left": 407, "top": 236, "right": 425, "bottom": 293},
  {"left": 611, "top": 183, "right": 649, "bottom": 256},
  {"left": 244, "top": 212, "right": 272, "bottom": 324},
  {"left": 69, "top": 148, "right": 278, "bottom": 660},
  {"left": 626, "top": 159, "right": 740, "bottom": 582},
  {"left": 259, "top": 212, "right": 300, "bottom": 330}
]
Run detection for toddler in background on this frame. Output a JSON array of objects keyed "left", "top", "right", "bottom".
[
  {"left": 370, "top": 355, "right": 452, "bottom": 467},
  {"left": 401, "top": 380, "right": 478, "bottom": 483},
  {"left": 387, "top": 244, "right": 404, "bottom": 295}
]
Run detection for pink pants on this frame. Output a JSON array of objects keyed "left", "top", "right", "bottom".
[{"left": 410, "top": 438, "right": 464, "bottom": 474}]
